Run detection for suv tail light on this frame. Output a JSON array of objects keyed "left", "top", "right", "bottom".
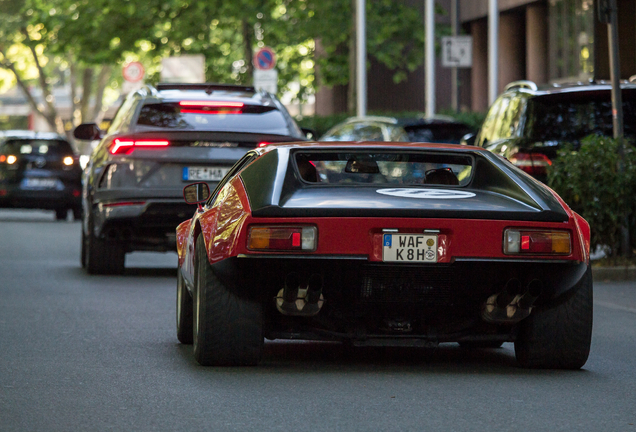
[
  {"left": 508, "top": 152, "right": 552, "bottom": 176},
  {"left": 110, "top": 138, "right": 170, "bottom": 155},
  {"left": 504, "top": 229, "right": 571, "bottom": 255},
  {"left": 179, "top": 101, "right": 244, "bottom": 115},
  {"left": 247, "top": 226, "right": 317, "bottom": 252}
]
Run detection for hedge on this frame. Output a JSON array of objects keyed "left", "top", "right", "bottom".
[{"left": 547, "top": 135, "right": 636, "bottom": 258}]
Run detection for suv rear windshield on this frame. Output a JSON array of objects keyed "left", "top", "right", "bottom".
[
  {"left": 294, "top": 151, "right": 473, "bottom": 186},
  {"left": 525, "top": 97, "right": 636, "bottom": 141},
  {"left": 136, "top": 103, "right": 291, "bottom": 134},
  {"left": 1, "top": 139, "right": 73, "bottom": 157}
]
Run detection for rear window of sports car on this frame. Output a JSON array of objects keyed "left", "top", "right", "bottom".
[
  {"left": 294, "top": 151, "right": 474, "bottom": 186},
  {"left": 136, "top": 103, "right": 290, "bottom": 134}
]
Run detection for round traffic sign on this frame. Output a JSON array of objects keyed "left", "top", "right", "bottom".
[
  {"left": 253, "top": 47, "right": 276, "bottom": 71},
  {"left": 123, "top": 62, "right": 145, "bottom": 82}
]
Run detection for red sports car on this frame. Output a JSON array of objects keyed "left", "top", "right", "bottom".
[{"left": 175, "top": 142, "right": 592, "bottom": 368}]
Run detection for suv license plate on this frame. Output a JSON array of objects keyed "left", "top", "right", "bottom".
[
  {"left": 382, "top": 233, "right": 438, "bottom": 263},
  {"left": 183, "top": 167, "right": 229, "bottom": 181},
  {"left": 23, "top": 178, "right": 58, "bottom": 189}
]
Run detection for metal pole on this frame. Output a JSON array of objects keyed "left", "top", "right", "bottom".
[
  {"left": 488, "top": 0, "right": 499, "bottom": 104},
  {"left": 356, "top": 0, "right": 367, "bottom": 117},
  {"left": 451, "top": 0, "right": 459, "bottom": 112},
  {"left": 608, "top": 0, "right": 623, "bottom": 139},
  {"left": 425, "top": 0, "right": 435, "bottom": 118},
  {"left": 606, "top": 0, "right": 630, "bottom": 257}
]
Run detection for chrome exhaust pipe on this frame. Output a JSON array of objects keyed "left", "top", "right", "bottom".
[
  {"left": 517, "top": 279, "right": 542, "bottom": 310},
  {"left": 276, "top": 273, "right": 324, "bottom": 316},
  {"left": 482, "top": 279, "right": 542, "bottom": 324}
]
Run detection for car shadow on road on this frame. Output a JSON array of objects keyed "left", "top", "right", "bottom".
[
  {"left": 175, "top": 340, "right": 592, "bottom": 376},
  {"left": 124, "top": 267, "right": 177, "bottom": 277}
]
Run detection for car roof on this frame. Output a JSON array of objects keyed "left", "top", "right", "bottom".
[
  {"left": 258, "top": 141, "right": 489, "bottom": 153},
  {"left": 503, "top": 79, "right": 636, "bottom": 99},
  {"left": 0, "top": 130, "right": 67, "bottom": 141}
]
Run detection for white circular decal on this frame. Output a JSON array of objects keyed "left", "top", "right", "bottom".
[{"left": 376, "top": 188, "right": 476, "bottom": 199}]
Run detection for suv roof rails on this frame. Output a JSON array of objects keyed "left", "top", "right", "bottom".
[
  {"left": 504, "top": 80, "right": 538, "bottom": 92},
  {"left": 155, "top": 83, "right": 256, "bottom": 93}
]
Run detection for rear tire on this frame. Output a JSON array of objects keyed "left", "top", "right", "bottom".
[
  {"left": 80, "top": 227, "right": 87, "bottom": 268},
  {"left": 514, "top": 267, "right": 593, "bottom": 369},
  {"left": 459, "top": 341, "right": 504, "bottom": 349},
  {"left": 193, "top": 234, "right": 263, "bottom": 366},
  {"left": 72, "top": 207, "right": 82, "bottom": 221},
  {"left": 176, "top": 268, "right": 193, "bottom": 344},
  {"left": 86, "top": 213, "right": 125, "bottom": 275},
  {"left": 55, "top": 208, "right": 68, "bottom": 220}
]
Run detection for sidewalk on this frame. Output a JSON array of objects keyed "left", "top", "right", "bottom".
[{"left": 593, "top": 266, "right": 636, "bottom": 282}]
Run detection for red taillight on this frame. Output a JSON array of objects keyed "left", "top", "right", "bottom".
[
  {"left": 247, "top": 226, "right": 317, "bottom": 252},
  {"left": 72, "top": 189, "right": 81, "bottom": 197},
  {"left": 103, "top": 201, "right": 146, "bottom": 207},
  {"left": 179, "top": 101, "right": 244, "bottom": 108},
  {"left": 110, "top": 138, "right": 170, "bottom": 155},
  {"left": 509, "top": 152, "right": 552, "bottom": 176},
  {"left": 504, "top": 229, "right": 571, "bottom": 255},
  {"left": 179, "top": 101, "right": 244, "bottom": 115},
  {"left": 258, "top": 142, "right": 270, "bottom": 147}
]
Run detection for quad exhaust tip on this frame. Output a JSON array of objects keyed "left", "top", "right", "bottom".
[
  {"left": 276, "top": 272, "right": 325, "bottom": 316},
  {"left": 482, "top": 279, "right": 543, "bottom": 324}
]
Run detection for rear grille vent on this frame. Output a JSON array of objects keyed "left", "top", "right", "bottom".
[{"left": 359, "top": 265, "right": 464, "bottom": 306}]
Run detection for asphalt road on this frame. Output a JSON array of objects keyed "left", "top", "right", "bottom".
[{"left": 1, "top": 209, "right": 635, "bottom": 432}]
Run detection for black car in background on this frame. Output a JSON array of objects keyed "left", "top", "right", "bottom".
[
  {"left": 0, "top": 130, "right": 82, "bottom": 220},
  {"left": 468, "top": 80, "right": 636, "bottom": 182},
  {"left": 320, "top": 115, "right": 475, "bottom": 144},
  {"left": 74, "top": 83, "right": 306, "bottom": 275}
]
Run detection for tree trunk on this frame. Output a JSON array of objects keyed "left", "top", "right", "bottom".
[
  {"left": 69, "top": 57, "right": 80, "bottom": 127},
  {"left": 347, "top": 0, "right": 356, "bottom": 114},
  {"left": 80, "top": 67, "right": 94, "bottom": 123},
  {"left": 242, "top": 20, "right": 254, "bottom": 82},
  {"left": 92, "top": 65, "right": 111, "bottom": 123}
]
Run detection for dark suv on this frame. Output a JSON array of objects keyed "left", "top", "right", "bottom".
[
  {"left": 470, "top": 80, "right": 636, "bottom": 182},
  {"left": 74, "top": 83, "right": 306, "bottom": 275},
  {"left": 0, "top": 130, "right": 82, "bottom": 220}
]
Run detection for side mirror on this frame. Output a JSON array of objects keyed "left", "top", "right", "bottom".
[
  {"left": 74, "top": 123, "right": 103, "bottom": 141},
  {"left": 301, "top": 128, "right": 317, "bottom": 141},
  {"left": 183, "top": 182, "right": 210, "bottom": 204},
  {"left": 460, "top": 132, "right": 476, "bottom": 146}
]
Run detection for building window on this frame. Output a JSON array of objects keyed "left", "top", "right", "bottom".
[{"left": 549, "top": 0, "right": 595, "bottom": 81}]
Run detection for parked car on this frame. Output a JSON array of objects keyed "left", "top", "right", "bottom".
[
  {"left": 74, "top": 83, "right": 306, "bottom": 275},
  {"left": 175, "top": 141, "right": 592, "bottom": 369},
  {"left": 320, "top": 115, "right": 475, "bottom": 144},
  {"left": 466, "top": 79, "right": 636, "bottom": 182},
  {"left": 0, "top": 130, "right": 82, "bottom": 220}
]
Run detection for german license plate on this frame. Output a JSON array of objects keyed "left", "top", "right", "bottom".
[
  {"left": 23, "top": 178, "right": 57, "bottom": 188},
  {"left": 382, "top": 233, "right": 438, "bottom": 262},
  {"left": 182, "top": 166, "right": 229, "bottom": 181}
]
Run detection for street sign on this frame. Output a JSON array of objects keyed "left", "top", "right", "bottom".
[
  {"left": 122, "top": 62, "right": 145, "bottom": 82},
  {"left": 441, "top": 36, "right": 473, "bottom": 68},
  {"left": 161, "top": 55, "right": 206, "bottom": 83},
  {"left": 253, "top": 69, "right": 278, "bottom": 94},
  {"left": 253, "top": 47, "right": 277, "bottom": 71}
]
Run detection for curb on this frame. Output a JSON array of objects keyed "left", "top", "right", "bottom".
[{"left": 592, "top": 266, "right": 636, "bottom": 282}]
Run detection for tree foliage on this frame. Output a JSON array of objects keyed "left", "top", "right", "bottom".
[{"left": 1, "top": 0, "right": 439, "bottom": 130}]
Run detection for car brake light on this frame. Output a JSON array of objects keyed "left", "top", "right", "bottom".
[
  {"left": 179, "top": 101, "right": 244, "bottom": 108},
  {"left": 179, "top": 101, "right": 244, "bottom": 115},
  {"left": 110, "top": 138, "right": 170, "bottom": 155},
  {"left": 509, "top": 152, "right": 552, "bottom": 176},
  {"left": 504, "top": 229, "right": 571, "bottom": 255},
  {"left": 247, "top": 226, "right": 317, "bottom": 251},
  {"left": 258, "top": 142, "right": 270, "bottom": 147},
  {"left": 103, "top": 201, "right": 146, "bottom": 207}
]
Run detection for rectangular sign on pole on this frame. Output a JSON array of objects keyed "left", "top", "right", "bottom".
[
  {"left": 253, "top": 69, "right": 278, "bottom": 94},
  {"left": 442, "top": 36, "right": 473, "bottom": 68}
]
